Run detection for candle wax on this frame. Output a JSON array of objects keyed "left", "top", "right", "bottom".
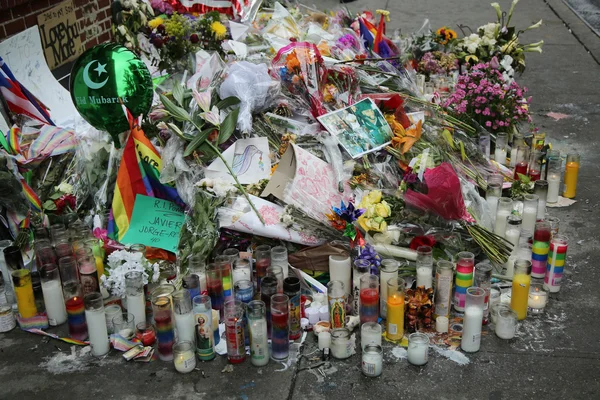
[
  {"left": 547, "top": 176, "right": 560, "bottom": 203},
  {"left": 510, "top": 273, "right": 531, "bottom": 320},
  {"left": 127, "top": 293, "right": 146, "bottom": 327},
  {"left": 563, "top": 162, "right": 579, "bottom": 198},
  {"left": 386, "top": 295, "right": 404, "bottom": 340},
  {"left": 461, "top": 305, "right": 483, "bottom": 353},
  {"left": 41, "top": 280, "right": 67, "bottom": 326},
  {"left": 174, "top": 350, "right": 196, "bottom": 373},
  {"left": 85, "top": 308, "right": 109, "bottom": 356},
  {"left": 359, "top": 289, "right": 379, "bottom": 324},
  {"left": 494, "top": 210, "right": 511, "bottom": 237}
]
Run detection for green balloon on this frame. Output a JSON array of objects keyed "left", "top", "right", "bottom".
[{"left": 70, "top": 43, "right": 153, "bottom": 147}]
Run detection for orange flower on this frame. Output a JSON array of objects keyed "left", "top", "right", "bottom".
[
  {"left": 286, "top": 52, "right": 300, "bottom": 70},
  {"left": 396, "top": 120, "right": 423, "bottom": 154}
]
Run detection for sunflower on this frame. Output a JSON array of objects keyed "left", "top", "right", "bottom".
[
  {"left": 436, "top": 26, "right": 457, "bottom": 45},
  {"left": 210, "top": 21, "right": 227, "bottom": 40}
]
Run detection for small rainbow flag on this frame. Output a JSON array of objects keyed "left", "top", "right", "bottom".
[{"left": 108, "top": 106, "right": 184, "bottom": 242}]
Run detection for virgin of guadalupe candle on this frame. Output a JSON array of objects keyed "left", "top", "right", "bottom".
[
  {"left": 283, "top": 277, "right": 301, "bottom": 340},
  {"left": 379, "top": 259, "right": 400, "bottom": 318},
  {"left": 125, "top": 271, "right": 146, "bottom": 327},
  {"left": 151, "top": 284, "right": 176, "bottom": 361},
  {"left": 173, "top": 290, "right": 195, "bottom": 343},
  {"left": 173, "top": 341, "right": 196, "bottom": 373},
  {"left": 270, "top": 294, "right": 290, "bottom": 360},
  {"left": 327, "top": 280, "right": 346, "bottom": 329},
  {"left": 64, "top": 281, "right": 87, "bottom": 340},
  {"left": 224, "top": 301, "right": 246, "bottom": 364},
  {"left": 247, "top": 300, "right": 269, "bottom": 366},
  {"left": 329, "top": 255, "right": 351, "bottom": 297},
  {"left": 434, "top": 261, "right": 453, "bottom": 318},
  {"left": 544, "top": 235, "right": 568, "bottom": 293},
  {"left": 453, "top": 252, "right": 474, "bottom": 312},
  {"left": 192, "top": 295, "right": 215, "bottom": 361},
  {"left": 461, "top": 287, "right": 485, "bottom": 353},
  {"left": 84, "top": 292, "right": 110, "bottom": 356},
  {"left": 40, "top": 265, "right": 67, "bottom": 326},
  {"left": 11, "top": 269, "right": 37, "bottom": 318},
  {"left": 386, "top": 277, "right": 405, "bottom": 341},
  {"left": 359, "top": 274, "right": 379, "bottom": 324},
  {"left": 352, "top": 259, "right": 370, "bottom": 315},
  {"left": 532, "top": 222, "right": 551, "bottom": 279}
]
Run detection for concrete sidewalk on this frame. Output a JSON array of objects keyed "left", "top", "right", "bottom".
[{"left": 0, "top": 1, "right": 598, "bottom": 399}]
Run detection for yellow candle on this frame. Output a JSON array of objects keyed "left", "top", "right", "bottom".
[
  {"left": 12, "top": 270, "right": 37, "bottom": 318},
  {"left": 563, "top": 159, "right": 580, "bottom": 198},
  {"left": 510, "top": 273, "right": 531, "bottom": 320},
  {"left": 386, "top": 294, "right": 404, "bottom": 340}
]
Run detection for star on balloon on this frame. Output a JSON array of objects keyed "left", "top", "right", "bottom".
[{"left": 94, "top": 62, "right": 107, "bottom": 77}]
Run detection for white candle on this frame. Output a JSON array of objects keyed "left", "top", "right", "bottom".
[
  {"left": 361, "top": 322, "right": 382, "bottom": 349},
  {"left": 232, "top": 268, "right": 251, "bottom": 285},
  {"left": 329, "top": 256, "right": 351, "bottom": 297},
  {"left": 536, "top": 199, "right": 546, "bottom": 220},
  {"left": 174, "top": 311, "right": 195, "bottom": 343},
  {"left": 362, "top": 346, "right": 383, "bottom": 377},
  {"left": 505, "top": 226, "right": 521, "bottom": 247},
  {"left": 126, "top": 293, "right": 146, "bottom": 327},
  {"left": 487, "top": 196, "right": 499, "bottom": 228},
  {"left": 330, "top": 330, "right": 353, "bottom": 359},
  {"left": 494, "top": 148, "right": 507, "bottom": 165},
  {"left": 522, "top": 205, "right": 538, "bottom": 233},
  {"left": 352, "top": 268, "right": 368, "bottom": 315},
  {"left": 318, "top": 331, "right": 332, "bottom": 349},
  {"left": 528, "top": 286, "right": 548, "bottom": 310},
  {"left": 85, "top": 308, "right": 110, "bottom": 356},
  {"left": 173, "top": 348, "right": 196, "bottom": 373},
  {"left": 461, "top": 305, "right": 483, "bottom": 353},
  {"left": 547, "top": 174, "right": 560, "bottom": 203},
  {"left": 416, "top": 266, "right": 433, "bottom": 289},
  {"left": 319, "top": 305, "right": 329, "bottom": 322},
  {"left": 510, "top": 146, "right": 518, "bottom": 167},
  {"left": 249, "top": 318, "right": 269, "bottom": 366},
  {"left": 118, "top": 328, "right": 134, "bottom": 339},
  {"left": 504, "top": 255, "right": 517, "bottom": 278},
  {"left": 407, "top": 337, "right": 429, "bottom": 366},
  {"left": 41, "top": 280, "right": 67, "bottom": 326},
  {"left": 494, "top": 210, "right": 511, "bottom": 237},
  {"left": 435, "top": 316, "right": 449, "bottom": 333},
  {"left": 306, "top": 307, "right": 320, "bottom": 325},
  {"left": 495, "top": 309, "right": 517, "bottom": 340}
]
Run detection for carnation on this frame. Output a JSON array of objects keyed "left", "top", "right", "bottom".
[{"left": 102, "top": 250, "right": 160, "bottom": 297}]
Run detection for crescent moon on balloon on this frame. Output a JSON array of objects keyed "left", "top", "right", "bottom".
[{"left": 83, "top": 61, "right": 108, "bottom": 89}]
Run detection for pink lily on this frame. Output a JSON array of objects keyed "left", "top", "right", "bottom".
[{"left": 192, "top": 88, "right": 212, "bottom": 113}]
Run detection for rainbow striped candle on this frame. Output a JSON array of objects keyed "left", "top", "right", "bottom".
[
  {"left": 154, "top": 308, "right": 175, "bottom": 361},
  {"left": 66, "top": 296, "right": 88, "bottom": 341},
  {"left": 544, "top": 235, "right": 568, "bottom": 293},
  {"left": 532, "top": 223, "right": 551, "bottom": 279},
  {"left": 453, "top": 252, "right": 475, "bottom": 312}
]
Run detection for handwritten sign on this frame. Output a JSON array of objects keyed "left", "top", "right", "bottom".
[
  {"left": 37, "top": 0, "right": 83, "bottom": 70},
  {"left": 121, "top": 195, "right": 185, "bottom": 253}
]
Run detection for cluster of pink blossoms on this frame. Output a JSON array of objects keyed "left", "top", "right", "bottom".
[{"left": 443, "top": 59, "right": 532, "bottom": 132}]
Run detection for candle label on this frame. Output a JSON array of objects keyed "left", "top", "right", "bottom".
[
  {"left": 0, "top": 307, "right": 16, "bottom": 332},
  {"left": 80, "top": 273, "right": 99, "bottom": 295},
  {"left": 388, "top": 323, "right": 397, "bottom": 335},
  {"left": 226, "top": 319, "right": 245, "bottom": 357},
  {"left": 289, "top": 294, "right": 301, "bottom": 339},
  {"left": 362, "top": 361, "right": 378, "bottom": 376},
  {"left": 195, "top": 312, "right": 215, "bottom": 360},
  {"left": 329, "top": 298, "right": 345, "bottom": 329}
]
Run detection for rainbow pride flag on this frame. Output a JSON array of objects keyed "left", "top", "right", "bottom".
[{"left": 108, "top": 106, "right": 184, "bottom": 243}]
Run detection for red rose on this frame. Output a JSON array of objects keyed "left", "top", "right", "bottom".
[
  {"left": 409, "top": 235, "right": 436, "bottom": 250},
  {"left": 54, "top": 198, "right": 66, "bottom": 213},
  {"left": 190, "top": 33, "right": 199, "bottom": 44}
]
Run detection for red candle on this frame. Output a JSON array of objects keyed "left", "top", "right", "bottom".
[
  {"left": 528, "top": 170, "right": 541, "bottom": 181},
  {"left": 514, "top": 162, "right": 528, "bottom": 179},
  {"left": 359, "top": 288, "right": 379, "bottom": 323}
]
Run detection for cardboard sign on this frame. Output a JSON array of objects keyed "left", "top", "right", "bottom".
[
  {"left": 120, "top": 195, "right": 185, "bottom": 253},
  {"left": 37, "top": 0, "right": 83, "bottom": 70}
]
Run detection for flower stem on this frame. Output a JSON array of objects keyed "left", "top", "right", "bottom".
[{"left": 204, "top": 140, "right": 266, "bottom": 225}]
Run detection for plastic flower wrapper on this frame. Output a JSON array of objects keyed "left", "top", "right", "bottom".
[
  {"left": 329, "top": 30, "right": 366, "bottom": 61},
  {"left": 403, "top": 162, "right": 512, "bottom": 264},
  {"left": 159, "top": 136, "right": 191, "bottom": 184},
  {"left": 271, "top": 42, "right": 328, "bottom": 119},
  {"left": 262, "top": 2, "right": 301, "bottom": 40},
  {"left": 318, "top": 132, "right": 354, "bottom": 194},
  {"left": 321, "top": 65, "right": 362, "bottom": 110},
  {"left": 101, "top": 249, "right": 160, "bottom": 297},
  {"left": 219, "top": 61, "right": 280, "bottom": 133}
]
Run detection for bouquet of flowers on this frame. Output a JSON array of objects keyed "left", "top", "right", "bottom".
[
  {"left": 101, "top": 249, "right": 160, "bottom": 297},
  {"left": 417, "top": 51, "right": 459, "bottom": 77}
]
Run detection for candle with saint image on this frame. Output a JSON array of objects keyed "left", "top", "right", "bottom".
[
  {"left": 193, "top": 295, "right": 215, "bottom": 361},
  {"left": 461, "top": 287, "right": 485, "bottom": 353},
  {"left": 453, "top": 252, "right": 474, "bottom": 312},
  {"left": 84, "top": 292, "right": 109, "bottom": 356},
  {"left": 254, "top": 245, "right": 271, "bottom": 290},
  {"left": 151, "top": 284, "right": 176, "bottom": 361},
  {"left": 510, "top": 260, "right": 532, "bottom": 320},
  {"left": 544, "top": 235, "right": 568, "bottom": 293},
  {"left": 64, "top": 281, "right": 87, "bottom": 340},
  {"left": 40, "top": 264, "right": 67, "bottom": 326},
  {"left": 327, "top": 280, "right": 346, "bottom": 329},
  {"left": 386, "top": 277, "right": 405, "bottom": 341},
  {"left": 359, "top": 274, "right": 379, "bottom": 324}
]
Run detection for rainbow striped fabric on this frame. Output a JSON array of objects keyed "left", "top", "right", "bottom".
[{"left": 108, "top": 106, "right": 184, "bottom": 243}]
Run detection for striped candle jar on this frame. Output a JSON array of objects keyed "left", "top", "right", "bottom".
[
  {"left": 66, "top": 296, "right": 88, "bottom": 341},
  {"left": 532, "top": 222, "right": 552, "bottom": 278},
  {"left": 453, "top": 252, "right": 475, "bottom": 312},
  {"left": 544, "top": 235, "right": 568, "bottom": 293}
]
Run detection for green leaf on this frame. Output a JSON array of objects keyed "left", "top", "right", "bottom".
[
  {"left": 198, "top": 142, "right": 218, "bottom": 159},
  {"left": 49, "top": 192, "right": 62, "bottom": 200},
  {"left": 217, "top": 108, "right": 239, "bottom": 145},
  {"left": 159, "top": 94, "right": 190, "bottom": 122},
  {"left": 459, "top": 141, "right": 467, "bottom": 161},
  {"left": 43, "top": 200, "right": 57, "bottom": 211},
  {"left": 172, "top": 84, "right": 185, "bottom": 107},
  {"left": 184, "top": 127, "right": 215, "bottom": 157},
  {"left": 215, "top": 96, "right": 240, "bottom": 110}
]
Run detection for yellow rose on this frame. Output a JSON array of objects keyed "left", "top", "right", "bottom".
[
  {"left": 375, "top": 201, "right": 391, "bottom": 218},
  {"left": 366, "top": 204, "right": 376, "bottom": 218},
  {"left": 367, "top": 190, "right": 382, "bottom": 204},
  {"left": 366, "top": 217, "right": 387, "bottom": 232}
]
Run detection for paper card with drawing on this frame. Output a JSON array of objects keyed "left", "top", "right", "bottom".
[
  {"left": 317, "top": 98, "right": 393, "bottom": 159},
  {"left": 204, "top": 137, "right": 271, "bottom": 184}
]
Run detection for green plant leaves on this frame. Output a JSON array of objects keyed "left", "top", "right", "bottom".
[
  {"left": 159, "top": 94, "right": 190, "bottom": 122},
  {"left": 217, "top": 108, "right": 239, "bottom": 145},
  {"left": 172, "top": 84, "right": 185, "bottom": 107},
  {"left": 184, "top": 127, "right": 215, "bottom": 157},
  {"left": 215, "top": 96, "right": 240, "bottom": 110}
]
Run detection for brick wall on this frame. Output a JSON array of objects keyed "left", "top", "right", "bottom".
[{"left": 0, "top": 0, "right": 112, "bottom": 50}]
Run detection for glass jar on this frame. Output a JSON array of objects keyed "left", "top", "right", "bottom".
[
  {"left": 11, "top": 269, "right": 37, "bottom": 318},
  {"left": 222, "top": 248, "right": 240, "bottom": 264},
  {"left": 563, "top": 153, "right": 580, "bottom": 198},
  {"left": 544, "top": 235, "right": 568, "bottom": 293},
  {"left": 192, "top": 295, "right": 214, "bottom": 361},
  {"left": 233, "top": 259, "right": 252, "bottom": 285},
  {"left": 528, "top": 150, "right": 544, "bottom": 181},
  {"left": 330, "top": 328, "right": 353, "bottom": 359},
  {"left": 361, "top": 321, "right": 382, "bottom": 349},
  {"left": 494, "top": 198, "right": 513, "bottom": 238},
  {"left": 379, "top": 259, "right": 400, "bottom": 318},
  {"left": 407, "top": 332, "right": 429, "bottom": 366},
  {"left": 254, "top": 245, "right": 271, "bottom": 289},
  {"left": 329, "top": 255, "right": 351, "bottom": 297},
  {"left": 136, "top": 321, "right": 157, "bottom": 346},
  {"left": 510, "top": 133, "right": 524, "bottom": 167},
  {"left": 283, "top": 277, "right": 301, "bottom": 340},
  {"left": 494, "top": 132, "right": 508, "bottom": 165},
  {"left": 125, "top": 271, "right": 146, "bottom": 327},
  {"left": 188, "top": 255, "right": 207, "bottom": 294},
  {"left": 40, "top": 264, "right": 67, "bottom": 326},
  {"left": 206, "top": 263, "right": 224, "bottom": 318},
  {"left": 182, "top": 274, "right": 200, "bottom": 300},
  {"left": 534, "top": 180, "right": 548, "bottom": 220},
  {"left": 362, "top": 344, "right": 383, "bottom": 377},
  {"left": 173, "top": 290, "right": 195, "bottom": 343},
  {"left": 151, "top": 284, "right": 175, "bottom": 361},
  {"left": 521, "top": 194, "right": 539, "bottom": 233},
  {"left": 495, "top": 308, "right": 518, "bottom": 339},
  {"left": 270, "top": 246, "right": 289, "bottom": 279},
  {"left": 78, "top": 256, "right": 99, "bottom": 295},
  {"left": 215, "top": 255, "right": 234, "bottom": 304},
  {"left": 474, "top": 262, "right": 493, "bottom": 324},
  {"left": 434, "top": 260, "right": 453, "bottom": 318},
  {"left": 352, "top": 259, "right": 371, "bottom": 315},
  {"left": 35, "top": 243, "right": 57, "bottom": 272},
  {"left": 54, "top": 238, "right": 74, "bottom": 260},
  {"left": 461, "top": 287, "right": 485, "bottom": 353},
  {"left": 84, "top": 292, "right": 110, "bottom": 356},
  {"left": 104, "top": 304, "right": 121, "bottom": 334},
  {"left": 270, "top": 294, "right": 290, "bottom": 360},
  {"left": 235, "top": 279, "right": 254, "bottom": 304},
  {"left": 546, "top": 150, "right": 561, "bottom": 203},
  {"left": 453, "top": 251, "right": 475, "bottom": 312},
  {"left": 528, "top": 284, "right": 548, "bottom": 314},
  {"left": 505, "top": 215, "right": 522, "bottom": 246},
  {"left": 129, "top": 244, "right": 147, "bottom": 257},
  {"left": 416, "top": 245, "right": 433, "bottom": 289},
  {"left": 486, "top": 174, "right": 503, "bottom": 228},
  {"left": 386, "top": 277, "right": 405, "bottom": 341},
  {"left": 510, "top": 260, "right": 532, "bottom": 320},
  {"left": 490, "top": 303, "right": 511, "bottom": 325},
  {"left": 64, "top": 281, "right": 87, "bottom": 340},
  {"left": 513, "top": 146, "right": 530, "bottom": 179},
  {"left": 30, "top": 271, "right": 45, "bottom": 314},
  {"left": 327, "top": 280, "right": 346, "bottom": 329},
  {"left": 359, "top": 274, "right": 379, "bottom": 324},
  {"left": 113, "top": 312, "right": 135, "bottom": 339},
  {"left": 173, "top": 341, "right": 196, "bottom": 373},
  {"left": 4, "top": 245, "right": 24, "bottom": 271},
  {"left": 224, "top": 300, "right": 246, "bottom": 364},
  {"left": 266, "top": 265, "right": 284, "bottom": 293},
  {"left": 478, "top": 131, "right": 491, "bottom": 159},
  {"left": 58, "top": 256, "right": 79, "bottom": 283},
  {"left": 545, "top": 216, "right": 560, "bottom": 238},
  {"left": 260, "top": 275, "right": 278, "bottom": 338},
  {"left": 247, "top": 300, "right": 269, "bottom": 366}
]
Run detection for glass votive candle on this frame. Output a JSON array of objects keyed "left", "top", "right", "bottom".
[
  {"left": 362, "top": 344, "right": 383, "bottom": 377},
  {"left": 113, "top": 312, "right": 135, "bottom": 339},
  {"left": 172, "top": 341, "right": 196, "bottom": 373},
  {"left": 528, "top": 284, "right": 548, "bottom": 314},
  {"left": 104, "top": 304, "right": 122, "bottom": 334},
  {"left": 495, "top": 308, "right": 518, "bottom": 340},
  {"left": 135, "top": 322, "right": 156, "bottom": 346},
  {"left": 435, "top": 316, "right": 449, "bottom": 333},
  {"left": 489, "top": 287, "right": 501, "bottom": 310},
  {"left": 330, "top": 328, "right": 353, "bottom": 359},
  {"left": 361, "top": 322, "right": 382, "bottom": 350},
  {"left": 490, "top": 304, "right": 511, "bottom": 325},
  {"left": 407, "top": 332, "right": 429, "bottom": 366}
]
